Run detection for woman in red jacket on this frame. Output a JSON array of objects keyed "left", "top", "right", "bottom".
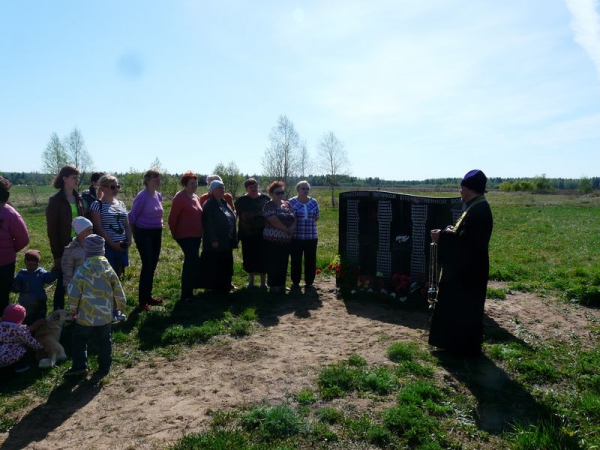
[{"left": 168, "top": 171, "right": 203, "bottom": 302}]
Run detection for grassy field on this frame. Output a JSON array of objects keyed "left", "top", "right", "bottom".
[{"left": 2, "top": 186, "right": 600, "bottom": 448}]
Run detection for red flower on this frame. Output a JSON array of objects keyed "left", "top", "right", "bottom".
[{"left": 316, "top": 269, "right": 322, "bottom": 275}]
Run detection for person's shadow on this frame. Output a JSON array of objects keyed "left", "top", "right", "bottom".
[
  {"left": 134, "top": 286, "right": 324, "bottom": 349},
  {"left": 1, "top": 375, "right": 103, "bottom": 449},
  {"left": 432, "top": 352, "right": 543, "bottom": 434}
]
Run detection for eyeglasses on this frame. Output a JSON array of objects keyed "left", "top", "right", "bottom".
[
  {"left": 273, "top": 191, "right": 284, "bottom": 195},
  {"left": 300, "top": 188, "right": 310, "bottom": 191},
  {"left": 107, "top": 185, "right": 121, "bottom": 190}
]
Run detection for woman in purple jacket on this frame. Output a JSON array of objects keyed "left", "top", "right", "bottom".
[
  {"left": 0, "top": 177, "right": 29, "bottom": 312},
  {"left": 128, "top": 169, "right": 164, "bottom": 310}
]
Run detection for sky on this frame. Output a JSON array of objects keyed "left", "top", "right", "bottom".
[{"left": 1, "top": 0, "right": 600, "bottom": 181}]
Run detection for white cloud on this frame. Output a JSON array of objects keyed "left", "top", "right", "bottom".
[{"left": 564, "top": 0, "right": 600, "bottom": 81}]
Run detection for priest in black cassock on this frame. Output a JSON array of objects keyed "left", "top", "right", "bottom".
[{"left": 428, "top": 169, "right": 494, "bottom": 357}]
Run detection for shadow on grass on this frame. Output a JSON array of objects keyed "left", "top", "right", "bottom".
[
  {"left": 132, "top": 286, "right": 323, "bottom": 350},
  {"left": 0, "top": 375, "right": 103, "bottom": 450},
  {"left": 433, "top": 352, "right": 545, "bottom": 435}
]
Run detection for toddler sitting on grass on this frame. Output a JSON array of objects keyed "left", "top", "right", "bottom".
[{"left": 0, "top": 304, "right": 43, "bottom": 378}]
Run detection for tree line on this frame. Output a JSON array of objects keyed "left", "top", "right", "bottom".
[{"left": 1, "top": 119, "right": 598, "bottom": 200}]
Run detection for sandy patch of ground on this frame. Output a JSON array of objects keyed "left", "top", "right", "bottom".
[{"left": 1, "top": 278, "right": 598, "bottom": 449}]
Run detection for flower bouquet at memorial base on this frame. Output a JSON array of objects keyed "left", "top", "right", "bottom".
[{"left": 324, "top": 255, "right": 360, "bottom": 291}]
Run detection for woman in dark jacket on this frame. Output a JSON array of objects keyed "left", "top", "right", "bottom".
[
  {"left": 199, "top": 180, "right": 237, "bottom": 292},
  {"left": 46, "top": 165, "right": 84, "bottom": 310}
]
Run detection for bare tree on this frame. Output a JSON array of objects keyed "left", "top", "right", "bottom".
[
  {"left": 149, "top": 157, "right": 163, "bottom": 172},
  {"left": 317, "top": 131, "right": 350, "bottom": 206},
  {"left": 26, "top": 184, "right": 41, "bottom": 206},
  {"left": 298, "top": 139, "right": 312, "bottom": 178},
  {"left": 64, "top": 128, "right": 93, "bottom": 186},
  {"left": 214, "top": 161, "right": 244, "bottom": 198},
  {"left": 262, "top": 115, "right": 301, "bottom": 195},
  {"left": 42, "top": 132, "right": 69, "bottom": 176}
]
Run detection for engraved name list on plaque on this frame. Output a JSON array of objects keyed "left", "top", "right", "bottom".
[{"left": 339, "top": 191, "right": 462, "bottom": 283}]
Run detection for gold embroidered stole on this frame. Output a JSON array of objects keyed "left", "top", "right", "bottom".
[{"left": 451, "top": 195, "right": 487, "bottom": 234}]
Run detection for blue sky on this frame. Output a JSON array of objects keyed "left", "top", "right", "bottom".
[{"left": 1, "top": 0, "right": 600, "bottom": 180}]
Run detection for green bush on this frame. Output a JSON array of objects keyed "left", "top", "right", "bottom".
[
  {"left": 241, "top": 405, "right": 301, "bottom": 442},
  {"left": 508, "top": 420, "right": 582, "bottom": 450},
  {"left": 359, "top": 367, "right": 397, "bottom": 395},
  {"left": 347, "top": 353, "right": 367, "bottom": 367},
  {"left": 171, "top": 429, "right": 253, "bottom": 449},
  {"left": 383, "top": 404, "right": 436, "bottom": 445},
  {"left": 386, "top": 342, "right": 422, "bottom": 362},
  {"left": 317, "top": 364, "right": 359, "bottom": 399},
  {"left": 487, "top": 287, "right": 507, "bottom": 300},
  {"left": 293, "top": 389, "right": 317, "bottom": 405},
  {"left": 317, "top": 407, "right": 343, "bottom": 424}
]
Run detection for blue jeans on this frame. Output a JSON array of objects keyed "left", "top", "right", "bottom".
[
  {"left": 176, "top": 237, "right": 201, "bottom": 300},
  {"left": 71, "top": 323, "right": 112, "bottom": 371},
  {"left": 133, "top": 227, "right": 162, "bottom": 304}
]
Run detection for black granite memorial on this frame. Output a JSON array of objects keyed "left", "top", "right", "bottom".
[{"left": 339, "top": 191, "right": 462, "bottom": 293}]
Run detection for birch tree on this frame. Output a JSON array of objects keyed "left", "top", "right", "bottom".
[
  {"left": 64, "top": 127, "right": 93, "bottom": 186},
  {"left": 261, "top": 115, "right": 301, "bottom": 195},
  {"left": 317, "top": 131, "right": 350, "bottom": 206},
  {"left": 42, "top": 132, "right": 69, "bottom": 176}
]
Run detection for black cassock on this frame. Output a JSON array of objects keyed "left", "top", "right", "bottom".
[{"left": 428, "top": 195, "right": 493, "bottom": 357}]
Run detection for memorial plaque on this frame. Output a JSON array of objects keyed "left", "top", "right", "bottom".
[{"left": 339, "top": 191, "right": 462, "bottom": 283}]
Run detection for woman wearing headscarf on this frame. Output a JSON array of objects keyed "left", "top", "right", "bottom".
[
  {"left": 263, "top": 181, "right": 296, "bottom": 293},
  {"left": 234, "top": 178, "right": 270, "bottom": 289},
  {"left": 199, "top": 174, "right": 236, "bottom": 213},
  {"left": 89, "top": 174, "right": 132, "bottom": 280},
  {"left": 46, "top": 165, "right": 84, "bottom": 310},
  {"left": 168, "top": 171, "right": 203, "bottom": 302},
  {"left": 199, "top": 180, "right": 237, "bottom": 292},
  {"left": 428, "top": 169, "right": 494, "bottom": 358},
  {"left": 289, "top": 180, "right": 320, "bottom": 290},
  {"left": 0, "top": 177, "right": 29, "bottom": 312},
  {"left": 129, "top": 169, "right": 164, "bottom": 310}
]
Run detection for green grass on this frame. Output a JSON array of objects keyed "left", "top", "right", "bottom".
[{"left": 3, "top": 188, "right": 600, "bottom": 448}]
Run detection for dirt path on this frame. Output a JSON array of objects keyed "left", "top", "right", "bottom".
[{"left": 1, "top": 278, "right": 598, "bottom": 449}]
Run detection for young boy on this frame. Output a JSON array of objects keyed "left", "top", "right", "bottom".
[
  {"left": 65, "top": 234, "right": 126, "bottom": 377},
  {"left": 62, "top": 216, "right": 94, "bottom": 290},
  {"left": 0, "top": 304, "right": 43, "bottom": 377},
  {"left": 12, "top": 250, "right": 58, "bottom": 325}
]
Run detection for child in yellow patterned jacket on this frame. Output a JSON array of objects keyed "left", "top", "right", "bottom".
[{"left": 65, "top": 234, "right": 126, "bottom": 377}]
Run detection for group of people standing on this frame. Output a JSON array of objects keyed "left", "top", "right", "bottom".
[
  {"left": 169, "top": 175, "right": 321, "bottom": 298},
  {"left": 1, "top": 165, "right": 494, "bottom": 367},
  {"left": 45, "top": 166, "right": 321, "bottom": 309},
  {"left": 19, "top": 166, "right": 320, "bottom": 311}
]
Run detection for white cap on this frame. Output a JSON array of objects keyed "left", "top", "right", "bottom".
[{"left": 72, "top": 216, "right": 93, "bottom": 235}]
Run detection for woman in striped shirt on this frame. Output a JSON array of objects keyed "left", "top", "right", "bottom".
[{"left": 89, "top": 175, "right": 132, "bottom": 279}]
